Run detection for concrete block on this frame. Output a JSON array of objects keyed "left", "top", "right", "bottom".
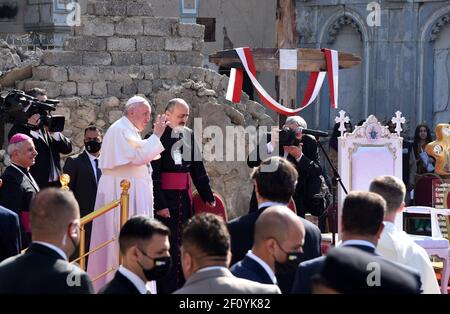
[
  {"left": 165, "top": 37, "right": 193, "bottom": 51},
  {"left": 107, "top": 37, "right": 136, "bottom": 51}
]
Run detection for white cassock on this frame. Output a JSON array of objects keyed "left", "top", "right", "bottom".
[
  {"left": 377, "top": 222, "right": 441, "bottom": 294},
  {"left": 87, "top": 116, "right": 164, "bottom": 292}
]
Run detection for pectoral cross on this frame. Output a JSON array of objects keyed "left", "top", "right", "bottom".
[{"left": 209, "top": 0, "right": 361, "bottom": 126}]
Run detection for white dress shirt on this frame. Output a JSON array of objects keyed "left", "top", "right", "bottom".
[
  {"left": 86, "top": 150, "right": 100, "bottom": 182},
  {"left": 30, "top": 129, "right": 63, "bottom": 182},
  {"left": 340, "top": 239, "right": 376, "bottom": 250},
  {"left": 258, "top": 201, "right": 286, "bottom": 210},
  {"left": 246, "top": 250, "right": 277, "bottom": 284},
  {"left": 33, "top": 241, "right": 67, "bottom": 260},
  {"left": 118, "top": 265, "right": 151, "bottom": 294}
]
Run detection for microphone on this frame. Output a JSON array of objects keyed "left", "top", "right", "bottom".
[{"left": 297, "top": 127, "right": 329, "bottom": 137}]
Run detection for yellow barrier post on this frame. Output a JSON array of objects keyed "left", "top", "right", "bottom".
[{"left": 119, "top": 180, "right": 130, "bottom": 264}]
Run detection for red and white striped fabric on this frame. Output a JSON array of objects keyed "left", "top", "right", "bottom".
[
  {"left": 225, "top": 47, "right": 339, "bottom": 115},
  {"left": 323, "top": 48, "right": 339, "bottom": 109}
]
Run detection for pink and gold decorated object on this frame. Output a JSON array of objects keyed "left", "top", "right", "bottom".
[{"left": 426, "top": 124, "right": 450, "bottom": 176}]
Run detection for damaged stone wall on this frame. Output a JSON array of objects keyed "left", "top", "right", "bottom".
[{"left": 3, "top": 0, "right": 274, "bottom": 218}]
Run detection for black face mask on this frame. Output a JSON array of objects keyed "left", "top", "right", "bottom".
[
  {"left": 273, "top": 240, "right": 303, "bottom": 274},
  {"left": 138, "top": 252, "right": 172, "bottom": 281},
  {"left": 85, "top": 141, "right": 102, "bottom": 154}
]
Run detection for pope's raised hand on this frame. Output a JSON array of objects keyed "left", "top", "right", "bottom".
[{"left": 153, "top": 114, "right": 168, "bottom": 138}]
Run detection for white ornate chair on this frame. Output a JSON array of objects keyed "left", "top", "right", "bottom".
[{"left": 337, "top": 115, "right": 403, "bottom": 236}]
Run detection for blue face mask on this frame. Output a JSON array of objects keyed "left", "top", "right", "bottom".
[{"left": 137, "top": 250, "right": 172, "bottom": 281}]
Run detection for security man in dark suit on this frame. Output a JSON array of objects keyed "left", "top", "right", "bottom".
[
  {"left": 227, "top": 156, "right": 322, "bottom": 293},
  {"left": 231, "top": 205, "right": 305, "bottom": 286},
  {"left": 63, "top": 125, "right": 102, "bottom": 217},
  {"left": 0, "top": 188, "right": 94, "bottom": 294},
  {"left": 8, "top": 88, "right": 72, "bottom": 189},
  {"left": 0, "top": 205, "right": 21, "bottom": 262},
  {"left": 313, "top": 246, "right": 421, "bottom": 294},
  {"left": 291, "top": 191, "right": 421, "bottom": 294},
  {"left": 63, "top": 125, "right": 102, "bottom": 251},
  {"left": 0, "top": 133, "right": 40, "bottom": 248},
  {"left": 100, "top": 216, "right": 171, "bottom": 294}
]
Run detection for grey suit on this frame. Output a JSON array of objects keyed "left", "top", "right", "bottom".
[{"left": 173, "top": 267, "right": 281, "bottom": 294}]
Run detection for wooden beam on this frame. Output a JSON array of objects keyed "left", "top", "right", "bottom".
[
  {"left": 209, "top": 48, "right": 361, "bottom": 72},
  {"left": 276, "top": 0, "right": 298, "bottom": 116}
]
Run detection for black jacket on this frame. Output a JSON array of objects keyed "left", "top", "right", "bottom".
[
  {"left": 230, "top": 255, "right": 274, "bottom": 285},
  {"left": 0, "top": 206, "right": 21, "bottom": 262},
  {"left": 0, "top": 165, "right": 39, "bottom": 248},
  {"left": 0, "top": 242, "right": 93, "bottom": 294},
  {"left": 9, "top": 124, "right": 72, "bottom": 188},
  {"left": 63, "top": 150, "right": 99, "bottom": 218},
  {"left": 227, "top": 205, "right": 321, "bottom": 269},
  {"left": 99, "top": 270, "right": 141, "bottom": 294},
  {"left": 247, "top": 134, "right": 323, "bottom": 217}
]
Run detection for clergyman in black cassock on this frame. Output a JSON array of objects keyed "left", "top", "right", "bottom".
[{"left": 150, "top": 99, "right": 214, "bottom": 294}]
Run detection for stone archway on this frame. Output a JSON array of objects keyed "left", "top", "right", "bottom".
[
  {"left": 316, "top": 11, "right": 367, "bottom": 130},
  {"left": 418, "top": 8, "right": 450, "bottom": 126},
  {"left": 431, "top": 14, "right": 450, "bottom": 125}
]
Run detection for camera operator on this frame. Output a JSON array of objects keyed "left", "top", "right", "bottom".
[
  {"left": 7, "top": 88, "right": 72, "bottom": 188},
  {"left": 248, "top": 116, "right": 330, "bottom": 224}
]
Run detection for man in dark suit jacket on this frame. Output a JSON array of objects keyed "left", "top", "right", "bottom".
[
  {"left": 313, "top": 246, "right": 421, "bottom": 294},
  {"left": 100, "top": 216, "right": 171, "bottom": 294},
  {"left": 248, "top": 116, "right": 330, "bottom": 234},
  {"left": 247, "top": 116, "right": 324, "bottom": 218},
  {"left": 174, "top": 213, "right": 280, "bottom": 294},
  {"left": 63, "top": 125, "right": 102, "bottom": 253},
  {"left": 8, "top": 88, "right": 72, "bottom": 189},
  {"left": 231, "top": 205, "right": 305, "bottom": 286},
  {"left": 291, "top": 191, "right": 421, "bottom": 294},
  {"left": 63, "top": 125, "right": 102, "bottom": 218},
  {"left": 0, "top": 188, "right": 93, "bottom": 293},
  {"left": 228, "top": 156, "right": 322, "bottom": 293},
  {"left": 0, "top": 134, "right": 40, "bottom": 248},
  {"left": 0, "top": 205, "right": 21, "bottom": 262}
]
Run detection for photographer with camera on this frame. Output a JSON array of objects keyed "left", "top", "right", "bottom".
[
  {"left": 7, "top": 88, "right": 72, "bottom": 188},
  {"left": 248, "top": 116, "right": 330, "bottom": 225}
]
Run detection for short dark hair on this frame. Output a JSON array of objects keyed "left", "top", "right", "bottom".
[
  {"left": 119, "top": 216, "right": 170, "bottom": 254},
  {"left": 84, "top": 124, "right": 103, "bottom": 136},
  {"left": 342, "top": 191, "right": 386, "bottom": 236},
  {"left": 26, "top": 88, "right": 47, "bottom": 98},
  {"left": 182, "top": 213, "right": 229, "bottom": 257},
  {"left": 251, "top": 157, "right": 298, "bottom": 204},
  {"left": 30, "top": 188, "right": 79, "bottom": 235},
  {"left": 369, "top": 176, "right": 405, "bottom": 214}
]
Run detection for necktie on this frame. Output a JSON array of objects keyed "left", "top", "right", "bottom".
[{"left": 94, "top": 159, "right": 101, "bottom": 183}]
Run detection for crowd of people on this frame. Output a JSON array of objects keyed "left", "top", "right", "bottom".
[{"left": 0, "top": 88, "right": 444, "bottom": 294}]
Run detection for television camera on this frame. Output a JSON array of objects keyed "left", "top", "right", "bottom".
[{"left": 0, "top": 89, "right": 65, "bottom": 132}]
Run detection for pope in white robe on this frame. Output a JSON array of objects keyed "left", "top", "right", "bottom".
[{"left": 87, "top": 96, "right": 167, "bottom": 292}]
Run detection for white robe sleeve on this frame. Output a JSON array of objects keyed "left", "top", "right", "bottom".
[
  {"left": 122, "top": 129, "right": 164, "bottom": 166},
  {"left": 99, "top": 118, "right": 165, "bottom": 169}
]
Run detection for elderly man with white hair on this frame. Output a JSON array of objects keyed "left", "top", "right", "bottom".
[
  {"left": 0, "top": 133, "right": 39, "bottom": 249},
  {"left": 87, "top": 95, "right": 167, "bottom": 292}
]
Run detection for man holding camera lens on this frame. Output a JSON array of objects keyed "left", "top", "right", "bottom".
[
  {"left": 8, "top": 88, "right": 72, "bottom": 189},
  {"left": 248, "top": 116, "right": 328, "bottom": 222}
]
